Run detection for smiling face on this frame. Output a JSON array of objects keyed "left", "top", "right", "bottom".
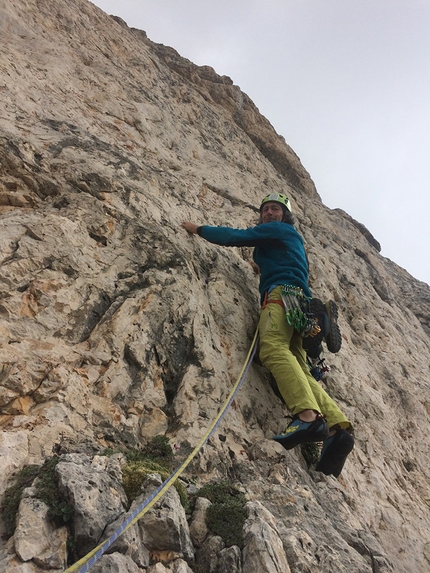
[{"left": 261, "top": 201, "right": 285, "bottom": 223}]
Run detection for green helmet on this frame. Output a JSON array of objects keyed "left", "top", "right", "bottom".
[{"left": 260, "top": 193, "right": 292, "bottom": 212}]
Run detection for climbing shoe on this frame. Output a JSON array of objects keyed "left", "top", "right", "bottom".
[
  {"left": 273, "top": 417, "right": 329, "bottom": 450},
  {"left": 325, "top": 300, "right": 342, "bottom": 354},
  {"left": 315, "top": 429, "right": 354, "bottom": 478},
  {"left": 302, "top": 298, "right": 327, "bottom": 359}
]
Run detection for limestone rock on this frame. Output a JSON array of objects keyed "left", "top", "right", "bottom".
[
  {"left": 0, "top": 431, "right": 30, "bottom": 496},
  {"left": 189, "top": 497, "right": 212, "bottom": 547},
  {"left": 147, "top": 564, "right": 169, "bottom": 573},
  {"left": 242, "top": 501, "right": 291, "bottom": 573},
  {"left": 195, "top": 536, "right": 225, "bottom": 573},
  {"left": 152, "top": 43, "right": 319, "bottom": 201},
  {"left": 0, "top": 0, "right": 429, "bottom": 572},
  {"left": 168, "top": 559, "right": 195, "bottom": 573},
  {"left": 137, "top": 474, "right": 194, "bottom": 563},
  {"left": 215, "top": 545, "right": 242, "bottom": 573},
  {"left": 102, "top": 514, "right": 149, "bottom": 569},
  {"left": 90, "top": 552, "right": 142, "bottom": 573},
  {"left": 155, "top": 562, "right": 204, "bottom": 573},
  {"left": 14, "top": 492, "right": 67, "bottom": 570},
  {"left": 55, "top": 454, "right": 128, "bottom": 557},
  {"left": 0, "top": 536, "right": 63, "bottom": 573}
]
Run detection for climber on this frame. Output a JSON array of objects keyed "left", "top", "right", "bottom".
[{"left": 182, "top": 192, "right": 354, "bottom": 477}]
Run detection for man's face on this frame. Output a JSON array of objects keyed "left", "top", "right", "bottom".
[{"left": 261, "top": 201, "right": 284, "bottom": 223}]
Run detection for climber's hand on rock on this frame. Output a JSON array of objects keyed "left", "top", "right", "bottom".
[{"left": 182, "top": 221, "right": 199, "bottom": 234}]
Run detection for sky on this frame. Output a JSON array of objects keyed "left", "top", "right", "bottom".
[{"left": 92, "top": 0, "right": 430, "bottom": 285}]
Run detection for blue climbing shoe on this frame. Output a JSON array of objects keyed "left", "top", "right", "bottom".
[
  {"left": 273, "top": 417, "right": 329, "bottom": 450},
  {"left": 315, "top": 429, "right": 354, "bottom": 477}
]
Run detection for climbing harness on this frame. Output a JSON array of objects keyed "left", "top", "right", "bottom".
[
  {"left": 62, "top": 329, "right": 259, "bottom": 573},
  {"left": 262, "top": 285, "right": 321, "bottom": 338}
]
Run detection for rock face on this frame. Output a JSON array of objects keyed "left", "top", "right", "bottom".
[{"left": 0, "top": 0, "right": 429, "bottom": 572}]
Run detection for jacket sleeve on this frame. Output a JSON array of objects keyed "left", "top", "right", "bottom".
[{"left": 197, "top": 224, "right": 286, "bottom": 249}]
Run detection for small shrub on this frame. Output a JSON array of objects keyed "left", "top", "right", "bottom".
[
  {"left": 100, "top": 447, "right": 117, "bottom": 457},
  {"left": 194, "top": 481, "right": 247, "bottom": 548},
  {"left": 48, "top": 500, "right": 74, "bottom": 524},
  {"left": 194, "top": 480, "right": 246, "bottom": 506},
  {"left": 141, "top": 435, "right": 173, "bottom": 463},
  {"left": 33, "top": 457, "right": 73, "bottom": 526},
  {"left": 112, "top": 435, "right": 174, "bottom": 468},
  {"left": 206, "top": 500, "right": 247, "bottom": 548},
  {"left": 34, "top": 457, "right": 59, "bottom": 506}
]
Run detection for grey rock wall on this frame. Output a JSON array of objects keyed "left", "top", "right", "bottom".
[{"left": 0, "top": 0, "right": 429, "bottom": 572}]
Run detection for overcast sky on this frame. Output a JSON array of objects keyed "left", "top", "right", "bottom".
[{"left": 92, "top": 0, "right": 430, "bottom": 285}]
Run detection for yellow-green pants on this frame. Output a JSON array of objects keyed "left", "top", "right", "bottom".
[{"left": 258, "top": 286, "right": 350, "bottom": 430}]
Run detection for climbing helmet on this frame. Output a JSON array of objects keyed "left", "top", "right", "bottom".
[{"left": 260, "top": 193, "right": 292, "bottom": 212}]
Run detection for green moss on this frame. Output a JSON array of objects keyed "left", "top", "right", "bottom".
[
  {"left": 194, "top": 481, "right": 247, "bottom": 548},
  {"left": 122, "top": 460, "right": 189, "bottom": 513},
  {"left": 34, "top": 457, "right": 74, "bottom": 526},
  {"left": 0, "top": 464, "right": 40, "bottom": 537},
  {"left": 122, "top": 460, "right": 169, "bottom": 502},
  {"left": 0, "top": 437, "right": 184, "bottom": 541},
  {"left": 121, "top": 436, "right": 189, "bottom": 512},
  {"left": 0, "top": 457, "right": 73, "bottom": 538}
]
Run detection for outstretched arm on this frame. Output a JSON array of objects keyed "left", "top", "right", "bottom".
[
  {"left": 182, "top": 221, "right": 288, "bottom": 250},
  {"left": 182, "top": 220, "right": 261, "bottom": 275}
]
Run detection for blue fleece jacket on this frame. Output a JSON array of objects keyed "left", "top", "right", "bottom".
[{"left": 198, "top": 222, "right": 311, "bottom": 300}]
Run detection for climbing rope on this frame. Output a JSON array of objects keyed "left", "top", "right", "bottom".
[{"left": 63, "top": 328, "right": 259, "bottom": 573}]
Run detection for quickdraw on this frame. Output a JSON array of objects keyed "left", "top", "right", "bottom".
[{"left": 281, "top": 285, "right": 320, "bottom": 337}]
